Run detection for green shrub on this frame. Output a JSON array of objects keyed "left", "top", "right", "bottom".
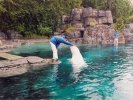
[
  {"left": 24, "top": 31, "right": 47, "bottom": 39},
  {"left": 17, "top": 24, "right": 25, "bottom": 33},
  {"left": 65, "top": 25, "right": 76, "bottom": 33},
  {"left": 89, "top": 18, "right": 97, "bottom": 27},
  {"left": 74, "top": 0, "right": 82, "bottom": 8},
  {"left": 38, "top": 25, "right": 52, "bottom": 36},
  {"left": 24, "top": 31, "right": 33, "bottom": 38},
  {"left": 126, "top": 16, "right": 133, "bottom": 23},
  {"left": 114, "top": 17, "right": 125, "bottom": 32}
]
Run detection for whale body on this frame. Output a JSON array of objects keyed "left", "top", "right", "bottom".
[{"left": 70, "top": 46, "right": 86, "bottom": 67}]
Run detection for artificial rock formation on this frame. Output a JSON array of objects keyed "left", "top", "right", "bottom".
[
  {"left": 62, "top": 7, "right": 113, "bottom": 28},
  {"left": 124, "top": 24, "right": 133, "bottom": 43},
  {"left": 0, "top": 56, "right": 53, "bottom": 77},
  {"left": 0, "top": 30, "right": 23, "bottom": 40},
  {"left": 61, "top": 7, "right": 125, "bottom": 45}
]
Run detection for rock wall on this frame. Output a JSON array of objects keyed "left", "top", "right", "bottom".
[
  {"left": 62, "top": 7, "right": 113, "bottom": 28},
  {"left": 68, "top": 25, "right": 125, "bottom": 45},
  {"left": 61, "top": 7, "right": 126, "bottom": 45},
  {"left": 0, "top": 30, "right": 23, "bottom": 40},
  {"left": 124, "top": 24, "right": 133, "bottom": 43}
]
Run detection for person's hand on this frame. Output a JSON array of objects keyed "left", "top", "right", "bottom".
[{"left": 71, "top": 44, "right": 75, "bottom": 47}]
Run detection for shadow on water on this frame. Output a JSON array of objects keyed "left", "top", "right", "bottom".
[
  {"left": 55, "top": 62, "right": 86, "bottom": 88},
  {"left": 25, "top": 72, "right": 50, "bottom": 100},
  {"left": 0, "top": 67, "right": 51, "bottom": 100},
  {"left": 55, "top": 64, "right": 76, "bottom": 88}
]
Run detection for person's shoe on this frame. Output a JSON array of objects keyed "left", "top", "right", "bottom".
[
  {"left": 52, "top": 59, "right": 58, "bottom": 63},
  {"left": 52, "top": 59, "right": 54, "bottom": 62}
]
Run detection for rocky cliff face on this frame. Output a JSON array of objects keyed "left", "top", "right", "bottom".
[
  {"left": 0, "top": 30, "right": 23, "bottom": 40},
  {"left": 61, "top": 7, "right": 126, "bottom": 45},
  {"left": 68, "top": 25, "right": 125, "bottom": 45},
  {"left": 124, "top": 24, "right": 133, "bottom": 43}
]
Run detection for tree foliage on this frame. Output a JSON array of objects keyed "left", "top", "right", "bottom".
[
  {"left": 83, "top": 0, "right": 132, "bottom": 20},
  {"left": 0, "top": 0, "right": 82, "bottom": 37},
  {"left": 83, "top": 0, "right": 133, "bottom": 31},
  {"left": 0, "top": 0, "right": 132, "bottom": 36}
]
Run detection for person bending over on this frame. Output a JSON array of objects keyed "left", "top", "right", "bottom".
[{"left": 50, "top": 35, "right": 73, "bottom": 63}]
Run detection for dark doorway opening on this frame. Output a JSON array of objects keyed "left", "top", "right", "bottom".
[{"left": 80, "top": 30, "right": 84, "bottom": 38}]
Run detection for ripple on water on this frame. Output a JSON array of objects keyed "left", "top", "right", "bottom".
[{"left": 0, "top": 44, "right": 133, "bottom": 99}]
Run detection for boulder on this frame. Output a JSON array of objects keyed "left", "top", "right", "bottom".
[
  {"left": 0, "top": 60, "right": 14, "bottom": 67},
  {"left": 92, "top": 9, "right": 98, "bottom": 17},
  {"left": 99, "top": 17, "right": 108, "bottom": 24},
  {"left": 125, "top": 24, "right": 133, "bottom": 29},
  {"left": 0, "top": 63, "right": 4, "bottom": 67},
  {"left": 73, "top": 31, "right": 81, "bottom": 38},
  {"left": 83, "top": 31, "right": 90, "bottom": 43},
  {"left": 0, "top": 31, "right": 7, "bottom": 40},
  {"left": 84, "top": 18, "right": 90, "bottom": 26},
  {"left": 83, "top": 37, "right": 91, "bottom": 44},
  {"left": 72, "top": 22, "right": 84, "bottom": 30},
  {"left": 7, "top": 30, "right": 23, "bottom": 39},
  {"left": 124, "top": 32, "right": 133, "bottom": 43},
  {"left": 0, "top": 40, "right": 2, "bottom": 46},
  {"left": 119, "top": 33, "right": 125, "bottom": 44},
  {"left": 70, "top": 8, "right": 82, "bottom": 21},
  {"left": 82, "top": 7, "right": 92, "bottom": 18},
  {"left": 68, "top": 32, "right": 76, "bottom": 38},
  {"left": 98, "top": 10, "right": 105, "bottom": 17},
  {"left": 105, "top": 11, "right": 113, "bottom": 24},
  {"left": 0, "top": 56, "right": 55, "bottom": 77},
  {"left": 77, "top": 38, "right": 83, "bottom": 44},
  {"left": 11, "top": 58, "right": 28, "bottom": 65},
  {"left": 62, "top": 15, "right": 70, "bottom": 24},
  {"left": 0, "top": 64, "right": 28, "bottom": 78},
  {"left": 74, "top": 22, "right": 83, "bottom": 28},
  {"left": 123, "top": 24, "right": 133, "bottom": 43},
  {"left": 26, "top": 56, "right": 44, "bottom": 64},
  {"left": 71, "top": 21, "right": 82, "bottom": 24},
  {"left": 84, "top": 18, "right": 98, "bottom": 26}
]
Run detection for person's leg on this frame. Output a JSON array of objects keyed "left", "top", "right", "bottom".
[
  {"left": 114, "top": 38, "right": 118, "bottom": 47},
  {"left": 50, "top": 42, "right": 58, "bottom": 60},
  {"left": 116, "top": 38, "right": 118, "bottom": 46}
]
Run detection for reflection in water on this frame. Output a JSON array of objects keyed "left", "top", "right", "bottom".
[
  {"left": 0, "top": 68, "right": 51, "bottom": 99},
  {"left": 54, "top": 60, "right": 86, "bottom": 88},
  {"left": 113, "top": 46, "right": 118, "bottom": 53},
  {"left": 55, "top": 64, "right": 76, "bottom": 87},
  {"left": 26, "top": 73, "right": 50, "bottom": 99}
]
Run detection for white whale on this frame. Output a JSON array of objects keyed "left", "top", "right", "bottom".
[
  {"left": 70, "top": 46, "right": 86, "bottom": 68},
  {"left": 69, "top": 46, "right": 87, "bottom": 82}
]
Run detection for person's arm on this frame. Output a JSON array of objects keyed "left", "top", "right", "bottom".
[{"left": 62, "top": 39, "right": 73, "bottom": 46}]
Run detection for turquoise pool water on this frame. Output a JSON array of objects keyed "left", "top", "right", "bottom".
[{"left": 0, "top": 43, "right": 133, "bottom": 100}]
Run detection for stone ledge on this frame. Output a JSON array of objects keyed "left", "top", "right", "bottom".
[{"left": 0, "top": 56, "right": 53, "bottom": 77}]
